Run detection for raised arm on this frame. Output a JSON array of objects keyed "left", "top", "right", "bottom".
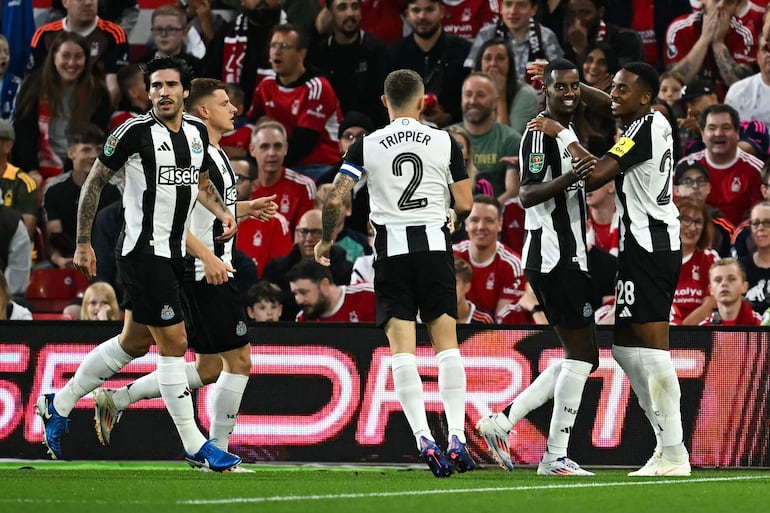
[{"left": 73, "top": 160, "right": 118, "bottom": 279}]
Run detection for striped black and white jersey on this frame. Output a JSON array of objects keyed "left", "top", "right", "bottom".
[
  {"left": 339, "top": 117, "right": 467, "bottom": 259},
  {"left": 100, "top": 111, "right": 212, "bottom": 259},
  {"left": 188, "top": 145, "right": 237, "bottom": 281},
  {"left": 606, "top": 110, "right": 680, "bottom": 253},
  {"left": 519, "top": 117, "right": 588, "bottom": 273}
]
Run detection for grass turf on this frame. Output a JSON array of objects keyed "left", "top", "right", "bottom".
[{"left": 0, "top": 462, "right": 767, "bottom": 513}]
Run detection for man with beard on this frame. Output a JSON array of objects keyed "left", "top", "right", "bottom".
[
  {"left": 308, "top": 0, "right": 386, "bottom": 126},
  {"left": 288, "top": 260, "right": 375, "bottom": 322},
  {"left": 381, "top": 0, "right": 470, "bottom": 127},
  {"left": 203, "top": 0, "right": 286, "bottom": 112},
  {"left": 475, "top": 58, "right": 597, "bottom": 476},
  {"left": 452, "top": 72, "right": 522, "bottom": 202}
]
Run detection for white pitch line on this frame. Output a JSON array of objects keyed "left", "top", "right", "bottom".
[{"left": 178, "top": 474, "right": 770, "bottom": 505}]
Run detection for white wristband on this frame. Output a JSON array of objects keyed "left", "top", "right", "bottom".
[{"left": 556, "top": 129, "right": 579, "bottom": 148}]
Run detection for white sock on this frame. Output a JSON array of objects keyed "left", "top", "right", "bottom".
[
  {"left": 157, "top": 356, "right": 207, "bottom": 454},
  {"left": 545, "top": 359, "right": 592, "bottom": 460},
  {"left": 500, "top": 361, "right": 562, "bottom": 431},
  {"left": 437, "top": 348, "right": 466, "bottom": 444},
  {"left": 391, "top": 353, "right": 431, "bottom": 450},
  {"left": 209, "top": 372, "right": 248, "bottom": 451},
  {"left": 112, "top": 362, "right": 204, "bottom": 411},
  {"left": 612, "top": 345, "right": 663, "bottom": 456},
  {"left": 54, "top": 336, "right": 133, "bottom": 417},
  {"left": 639, "top": 348, "right": 688, "bottom": 462}
]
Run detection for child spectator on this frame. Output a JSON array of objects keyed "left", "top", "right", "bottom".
[
  {"left": 79, "top": 281, "right": 120, "bottom": 321},
  {"left": 0, "top": 35, "right": 21, "bottom": 120},
  {"left": 657, "top": 71, "right": 685, "bottom": 119},
  {"left": 455, "top": 257, "right": 494, "bottom": 324},
  {"left": 246, "top": 281, "right": 283, "bottom": 322},
  {"left": 700, "top": 258, "right": 762, "bottom": 326}
]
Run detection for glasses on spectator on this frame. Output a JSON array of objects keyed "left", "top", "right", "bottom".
[
  {"left": 677, "top": 177, "right": 709, "bottom": 188},
  {"left": 750, "top": 219, "right": 770, "bottom": 229},
  {"left": 296, "top": 228, "right": 323, "bottom": 238},
  {"left": 235, "top": 175, "right": 252, "bottom": 183},
  {"left": 679, "top": 215, "right": 705, "bottom": 228},
  {"left": 151, "top": 27, "right": 184, "bottom": 36},
  {"left": 270, "top": 42, "right": 296, "bottom": 51},
  {"left": 342, "top": 130, "right": 367, "bottom": 142}
]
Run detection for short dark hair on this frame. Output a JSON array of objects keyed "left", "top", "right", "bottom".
[
  {"left": 143, "top": 56, "right": 194, "bottom": 92},
  {"left": 699, "top": 103, "right": 740, "bottom": 131},
  {"left": 472, "top": 194, "right": 502, "bottom": 217},
  {"left": 69, "top": 123, "right": 105, "bottom": 146},
  {"left": 621, "top": 61, "right": 659, "bottom": 98},
  {"left": 224, "top": 83, "right": 245, "bottom": 106},
  {"left": 404, "top": 0, "right": 441, "bottom": 6},
  {"left": 286, "top": 260, "right": 334, "bottom": 284},
  {"left": 383, "top": 69, "right": 424, "bottom": 110},
  {"left": 185, "top": 77, "right": 227, "bottom": 111},
  {"left": 117, "top": 63, "right": 145, "bottom": 95},
  {"left": 247, "top": 281, "right": 282, "bottom": 306},
  {"left": 543, "top": 58, "right": 578, "bottom": 86}
]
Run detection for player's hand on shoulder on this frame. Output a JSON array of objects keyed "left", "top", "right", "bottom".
[{"left": 526, "top": 117, "right": 564, "bottom": 137}]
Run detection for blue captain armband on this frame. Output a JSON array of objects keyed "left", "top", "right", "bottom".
[{"left": 340, "top": 161, "right": 363, "bottom": 182}]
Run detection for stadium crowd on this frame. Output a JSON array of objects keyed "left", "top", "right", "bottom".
[{"left": 2, "top": 0, "right": 770, "bottom": 327}]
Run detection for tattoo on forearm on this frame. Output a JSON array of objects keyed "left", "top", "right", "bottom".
[
  {"left": 714, "top": 48, "right": 753, "bottom": 86},
  {"left": 76, "top": 161, "right": 116, "bottom": 241},
  {"left": 672, "top": 61, "right": 693, "bottom": 82},
  {"left": 321, "top": 175, "right": 355, "bottom": 242}
]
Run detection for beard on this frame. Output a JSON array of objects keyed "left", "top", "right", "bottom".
[{"left": 245, "top": 4, "right": 281, "bottom": 26}]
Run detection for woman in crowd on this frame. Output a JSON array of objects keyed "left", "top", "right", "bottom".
[
  {"left": 473, "top": 38, "right": 539, "bottom": 136},
  {"left": 0, "top": 273, "right": 31, "bottom": 320},
  {"left": 12, "top": 31, "right": 111, "bottom": 184},
  {"left": 672, "top": 197, "right": 718, "bottom": 325}
]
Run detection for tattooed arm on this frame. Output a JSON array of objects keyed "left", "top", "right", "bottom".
[
  {"left": 712, "top": 43, "right": 755, "bottom": 87},
  {"left": 315, "top": 173, "right": 356, "bottom": 266},
  {"left": 73, "top": 160, "right": 117, "bottom": 279},
  {"left": 197, "top": 169, "right": 237, "bottom": 241}
]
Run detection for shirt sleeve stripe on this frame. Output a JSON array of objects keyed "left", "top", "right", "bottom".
[{"left": 340, "top": 161, "right": 363, "bottom": 181}]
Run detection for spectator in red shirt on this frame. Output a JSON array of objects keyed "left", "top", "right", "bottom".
[
  {"left": 454, "top": 257, "right": 495, "bottom": 324},
  {"left": 288, "top": 260, "right": 375, "bottom": 322},
  {"left": 248, "top": 24, "right": 343, "bottom": 180},
  {"left": 248, "top": 121, "right": 316, "bottom": 232},
  {"left": 672, "top": 197, "right": 719, "bottom": 325},
  {"left": 700, "top": 257, "right": 762, "bottom": 325},
  {"left": 453, "top": 195, "right": 526, "bottom": 316},
  {"left": 680, "top": 103, "right": 764, "bottom": 226},
  {"left": 586, "top": 180, "right": 619, "bottom": 256}
]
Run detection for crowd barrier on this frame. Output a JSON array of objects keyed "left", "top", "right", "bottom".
[{"left": 1, "top": 322, "right": 768, "bottom": 467}]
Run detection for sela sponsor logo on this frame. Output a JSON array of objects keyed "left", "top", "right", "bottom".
[{"left": 158, "top": 166, "right": 200, "bottom": 185}]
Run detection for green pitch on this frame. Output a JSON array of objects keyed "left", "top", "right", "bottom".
[{"left": 0, "top": 462, "right": 767, "bottom": 513}]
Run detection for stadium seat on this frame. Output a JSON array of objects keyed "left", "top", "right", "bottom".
[{"left": 26, "top": 269, "right": 90, "bottom": 313}]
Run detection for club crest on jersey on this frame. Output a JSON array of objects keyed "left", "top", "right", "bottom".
[
  {"left": 104, "top": 135, "right": 118, "bottom": 156},
  {"left": 191, "top": 138, "right": 203, "bottom": 154},
  {"left": 160, "top": 305, "right": 175, "bottom": 321},
  {"left": 583, "top": 302, "right": 593, "bottom": 318},
  {"left": 529, "top": 153, "right": 545, "bottom": 173},
  {"left": 236, "top": 321, "right": 247, "bottom": 337}
]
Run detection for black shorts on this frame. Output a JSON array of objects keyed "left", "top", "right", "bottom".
[
  {"left": 118, "top": 253, "right": 185, "bottom": 327},
  {"left": 526, "top": 267, "right": 594, "bottom": 328},
  {"left": 615, "top": 235, "right": 681, "bottom": 324},
  {"left": 373, "top": 252, "right": 457, "bottom": 328},
  {"left": 180, "top": 278, "right": 250, "bottom": 354}
]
